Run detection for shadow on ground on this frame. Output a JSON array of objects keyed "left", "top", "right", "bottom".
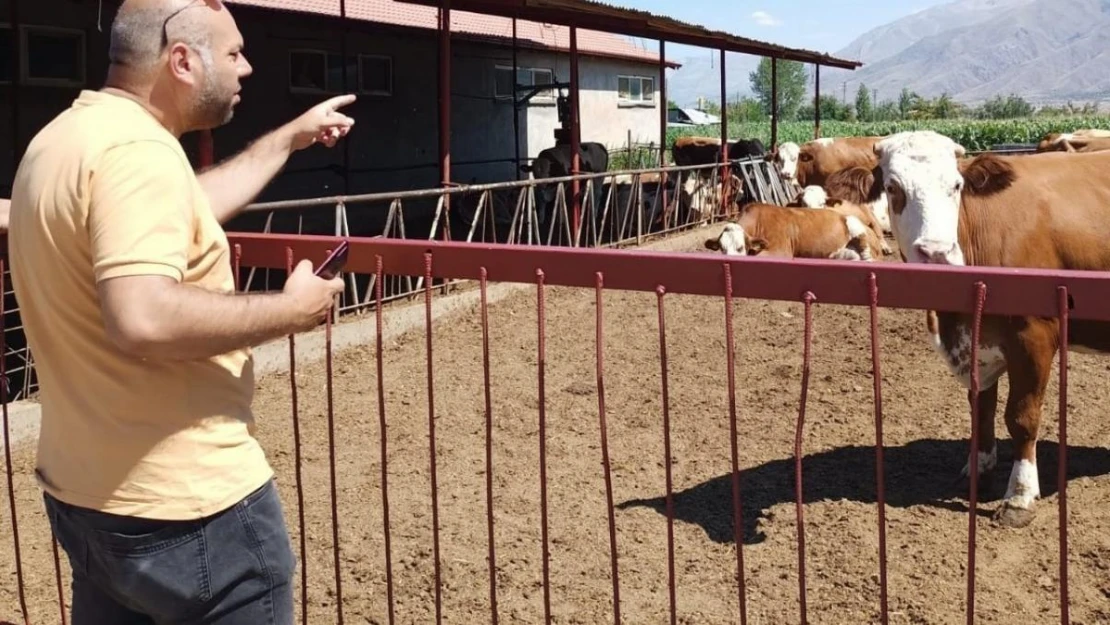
[{"left": 618, "top": 438, "right": 1110, "bottom": 545}]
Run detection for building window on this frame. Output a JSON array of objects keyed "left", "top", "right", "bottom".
[
  {"left": 358, "top": 54, "right": 392, "bottom": 95},
  {"left": 0, "top": 26, "right": 12, "bottom": 84},
  {"left": 618, "top": 75, "right": 655, "bottom": 104},
  {"left": 495, "top": 65, "right": 554, "bottom": 101},
  {"left": 19, "top": 26, "right": 85, "bottom": 87},
  {"left": 289, "top": 49, "right": 359, "bottom": 94}
]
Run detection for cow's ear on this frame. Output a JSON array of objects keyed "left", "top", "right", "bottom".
[
  {"left": 704, "top": 238, "right": 721, "bottom": 251},
  {"left": 953, "top": 142, "right": 967, "bottom": 158},
  {"left": 799, "top": 152, "right": 813, "bottom": 162},
  {"left": 747, "top": 238, "right": 768, "bottom": 255},
  {"left": 826, "top": 197, "right": 844, "bottom": 207}
]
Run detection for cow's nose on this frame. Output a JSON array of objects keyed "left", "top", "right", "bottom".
[{"left": 913, "top": 240, "right": 955, "bottom": 264}]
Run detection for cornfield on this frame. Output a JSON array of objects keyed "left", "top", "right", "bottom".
[{"left": 665, "top": 116, "right": 1110, "bottom": 153}]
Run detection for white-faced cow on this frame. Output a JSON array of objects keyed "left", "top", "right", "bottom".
[
  {"left": 768, "top": 135, "right": 886, "bottom": 188},
  {"left": 703, "top": 202, "right": 875, "bottom": 261},
  {"left": 873, "top": 129, "right": 1110, "bottom": 528}
]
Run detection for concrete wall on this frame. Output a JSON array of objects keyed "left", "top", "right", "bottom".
[{"left": 0, "top": 0, "right": 667, "bottom": 211}]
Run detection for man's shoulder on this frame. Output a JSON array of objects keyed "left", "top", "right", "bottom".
[{"left": 29, "top": 91, "right": 190, "bottom": 169}]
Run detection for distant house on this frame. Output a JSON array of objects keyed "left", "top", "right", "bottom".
[
  {"left": 668, "top": 107, "right": 722, "bottom": 127},
  {"left": 0, "top": 0, "right": 681, "bottom": 202}
]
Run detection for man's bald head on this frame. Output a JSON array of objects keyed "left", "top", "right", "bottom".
[
  {"left": 108, "top": 0, "right": 218, "bottom": 70},
  {"left": 103, "top": 0, "right": 250, "bottom": 134}
]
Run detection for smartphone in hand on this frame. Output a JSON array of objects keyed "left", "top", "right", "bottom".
[{"left": 314, "top": 240, "right": 350, "bottom": 279}]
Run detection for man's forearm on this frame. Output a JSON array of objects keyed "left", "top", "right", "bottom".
[
  {"left": 196, "top": 125, "right": 295, "bottom": 224},
  {"left": 106, "top": 282, "right": 304, "bottom": 361}
]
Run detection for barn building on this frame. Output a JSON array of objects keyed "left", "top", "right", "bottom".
[{"left": 0, "top": 0, "right": 678, "bottom": 202}]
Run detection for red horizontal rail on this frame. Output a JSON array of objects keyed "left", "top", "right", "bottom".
[{"left": 228, "top": 233, "right": 1110, "bottom": 321}]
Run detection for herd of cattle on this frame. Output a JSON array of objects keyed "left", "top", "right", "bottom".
[{"left": 693, "top": 126, "right": 1110, "bottom": 532}]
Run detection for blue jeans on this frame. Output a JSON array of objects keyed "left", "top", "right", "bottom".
[{"left": 44, "top": 479, "right": 296, "bottom": 625}]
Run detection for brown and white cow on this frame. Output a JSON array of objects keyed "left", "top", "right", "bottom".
[
  {"left": 1036, "top": 135, "right": 1110, "bottom": 154},
  {"left": 680, "top": 174, "right": 744, "bottom": 226},
  {"left": 873, "top": 129, "right": 1110, "bottom": 528},
  {"left": 787, "top": 185, "right": 892, "bottom": 257},
  {"left": 822, "top": 164, "right": 892, "bottom": 234},
  {"left": 672, "top": 135, "right": 768, "bottom": 167},
  {"left": 767, "top": 135, "right": 886, "bottom": 188},
  {"left": 1035, "top": 128, "right": 1110, "bottom": 152},
  {"left": 703, "top": 202, "right": 875, "bottom": 261}
]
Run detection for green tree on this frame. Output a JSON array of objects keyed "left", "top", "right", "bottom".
[
  {"left": 748, "top": 58, "right": 808, "bottom": 122},
  {"left": 977, "top": 94, "right": 1034, "bottom": 119},
  {"left": 933, "top": 93, "right": 962, "bottom": 119},
  {"left": 873, "top": 100, "right": 900, "bottom": 121},
  {"left": 727, "top": 97, "right": 765, "bottom": 123},
  {"left": 796, "top": 95, "right": 853, "bottom": 122},
  {"left": 855, "top": 83, "right": 872, "bottom": 122},
  {"left": 898, "top": 88, "right": 913, "bottom": 120}
]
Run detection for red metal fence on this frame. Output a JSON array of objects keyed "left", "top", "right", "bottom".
[{"left": 3, "top": 231, "right": 1107, "bottom": 624}]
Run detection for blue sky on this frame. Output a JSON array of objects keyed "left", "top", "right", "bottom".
[{"left": 615, "top": 0, "right": 954, "bottom": 60}]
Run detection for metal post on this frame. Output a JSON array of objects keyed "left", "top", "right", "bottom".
[
  {"left": 658, "top": 40, "right": 667, "bottom": 212},
  {"left": 199, "top": 130, "right": 214, "bottom": 169},
  {"left": 438, "top": 2, "right": 452, "bottom": 241},
  {"left": 771, "top": 57, "right": 779, "bottom": 148},
  {"left": 719, "top": 49, "right": 729, "bottom": 213},
  {"left": 814, "top": 64, "right": 821, "bottom": 140},
  {"left": 340, "top": 0, "right": 351, "bottom": 194},
  {"left": 569, "top": 26, "right": 581, "bottom": 243},
  {"left": 512, "top": 18, "right": 521, "bottom": 180},
  {"left": 9, "top": 0, "right": 21, "bottom": 182}
]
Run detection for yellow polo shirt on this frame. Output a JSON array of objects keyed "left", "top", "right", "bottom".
[{"left": 8, "top": 89, "right": 272, "bottom": 520}]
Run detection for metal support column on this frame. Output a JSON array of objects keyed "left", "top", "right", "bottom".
[
  {"left": 719, "top": 50, "right": 729, "bottom": 213},
  {"left": 658, "top": 40, "right": 667, "bottom": 212},
  {"left": 438, "top": 2, "right": 452, "bottom": 240},
  {"left": 198, "top": 130, "right": 214, "bottom": 169},
  {"left": 512, "top": 18, "right": 521, "bottom": 180},
  {"left": 771, "top": 57, "right": 779, "bottom": 148},
  {"left": 814, "top": 64, "right": 821, "bottom": 140},
  {"left": 340, "top": 0, "right": 351, "bottom": 194},
  {"left": 569, "top": 26, "right": 581, "bottom": 242}
]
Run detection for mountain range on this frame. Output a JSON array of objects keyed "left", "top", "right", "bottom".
[{"left": 665, "top": 0, "right": 1110, "bottom": 109}]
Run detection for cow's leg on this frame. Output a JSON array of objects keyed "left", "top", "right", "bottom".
[
  {"left": 828, "top": 247, "right": 863, "bottom": 261},
  {"left": 960, "top": 383, "right": 999, "bottom": 483},
  {"left": 842, "top": 216, "right": 873, "bottom": 261},
  {"left": 931, "top": 313, "right": 1007, "bottom": 487},
  {"left": 994, "top": 318, "right": 1056, "bottom": 528}
]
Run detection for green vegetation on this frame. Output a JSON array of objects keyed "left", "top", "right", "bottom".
[
  {"left": 663, "top": 59, "right": 1110, "bottom": 152},
  {"left": 666, "top": 116, "right": 1110, "bottom": 153}
]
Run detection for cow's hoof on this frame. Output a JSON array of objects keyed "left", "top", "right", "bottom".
[{"left": 992, "top": 502, "right": 1035, "bottom": 528}]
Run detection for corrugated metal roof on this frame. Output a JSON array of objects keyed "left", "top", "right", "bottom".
[
  {"left": 392, "top": 0, "right": 863, "bottom": 70},
  {"left": 224, "top": 0, "right": 675, "bottom": 66}
]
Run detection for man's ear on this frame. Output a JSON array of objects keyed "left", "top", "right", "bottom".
[{"left": 168, "top": 42, "right": 198, "bottom": 84}]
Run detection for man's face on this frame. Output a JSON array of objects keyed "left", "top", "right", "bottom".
[{"left": 173, "top": 4, "right": 252, "bottom": 130}]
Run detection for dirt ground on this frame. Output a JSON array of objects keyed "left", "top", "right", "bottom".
[{"left": 2, "top": 231, "right": 1109, "bottom": 625}]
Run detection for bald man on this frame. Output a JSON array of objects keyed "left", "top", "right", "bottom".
[{"left": 7, "top": 0, "right": 355, "bottom": 622}]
